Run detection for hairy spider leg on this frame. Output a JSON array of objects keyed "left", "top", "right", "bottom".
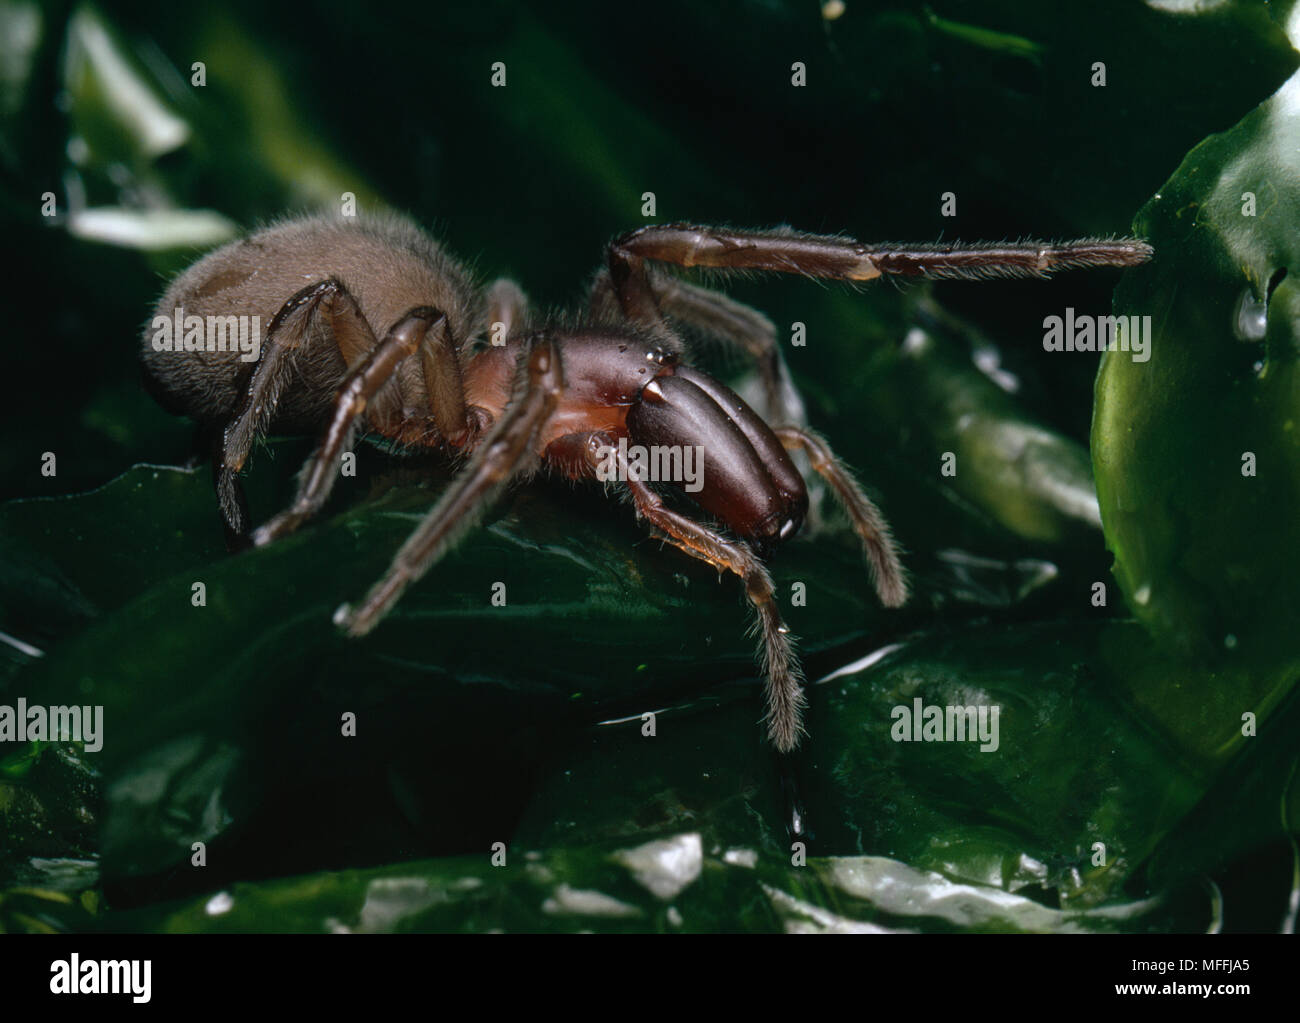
[
  {"left": 485, "top": 277, "right": 531, "bottom": 344},
  {"left": 335, "top": 335, "right": 564, "bottom": 637},
  {"left": 576, "top": 430, "right": 807, "bottom": 753},
  {"left": 774, "top": 425, "right": 907, "bottom": 608},
  {"left": 251, "top": 306, "right": 456, "bottom": 546},
  {"left": 607, "top": 224, "right": 1153, "bottom": 290},
  {"left": 217, "top": 278, "right": 377, "bottom": 541}
]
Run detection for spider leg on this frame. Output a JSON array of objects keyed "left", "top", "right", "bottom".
[
  {"left": 578, "top": 433, "right": 806, "bottom": 753},
  {"left": 607, "top": 224, "right": 1152, "bottom": 298},
  {"left": 250, "top": 307, "right": 452, "bottom": 546},
  {"left": 601, "top": 223, "right": 1148, "bottom": 423},
  {"left": 774, "top": 425, "right": 908, "bottom": 608},
  {"left": 335, "top": 335, "right": 564, "bottom": 637},
  {"left": 486, "top": 277, "right": 530, "bottom": 342},
  {"left": 216, "top": 278, "right": 379, "bottom": 539},
  {"left": 210, "top": 453, "right": 253, "bottom": 549}
]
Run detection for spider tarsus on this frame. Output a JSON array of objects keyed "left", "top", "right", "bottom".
[
  {"left": 761, "top": 616, "right": 807, "bottom": 754},
  {"left": 332, "top": 602, "right": 370, "bottom": 638},
  {"left": 251, "top": 502, "right": 312, "bottom": 547},
  {"left": 746, "top": 565, "right": 808, "bottom": 754},
  {"left": 773, "top": 425, "right": 908, "bottom": 610},
  {"left": 249, "top": 522, "right": 277, "bottom": 547}
]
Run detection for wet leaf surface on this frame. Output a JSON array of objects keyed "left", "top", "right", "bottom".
[{"left": 1096, "top": 59, "right": 1300, "bottom": 754}]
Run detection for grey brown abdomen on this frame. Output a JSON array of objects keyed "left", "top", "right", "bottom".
[{"left": 140, "top": 213, "right": 480, "bottom": 430}]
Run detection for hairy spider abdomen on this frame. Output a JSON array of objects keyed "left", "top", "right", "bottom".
[{"left": 141, "top": 213, "right": 482, "bottom": 432}]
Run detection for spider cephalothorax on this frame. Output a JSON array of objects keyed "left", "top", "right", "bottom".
[{"left": 142, "top": 213, "right": 1151, "bottom": 751}]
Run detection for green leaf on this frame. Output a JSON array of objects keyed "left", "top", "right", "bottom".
[
  {"left": 1094, "top": 66, "right": 1300, "bottom": 757},
  {"left": 103, "top": 832, "right": 1199, "bottom": 934}
]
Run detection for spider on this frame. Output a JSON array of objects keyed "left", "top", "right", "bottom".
[{"left": 141, "top": 213, "right": 1152, "bottom": 752}]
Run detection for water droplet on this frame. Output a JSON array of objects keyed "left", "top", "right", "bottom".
[
  {"left": 1234, "top": 288, "right": 1268, "bottom": 341},
  {"left": 1224, "top": 634, "right": 1238, "bottom": 650},
  {"left": 901, "top": 327, "right": 929, "bottom": 356},
  {"left": 973, "top": 346, "right": 1020, "bottom": 394},
  {"left": 1134, "top": 584, "right": 1151, "bottom": 606}
]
